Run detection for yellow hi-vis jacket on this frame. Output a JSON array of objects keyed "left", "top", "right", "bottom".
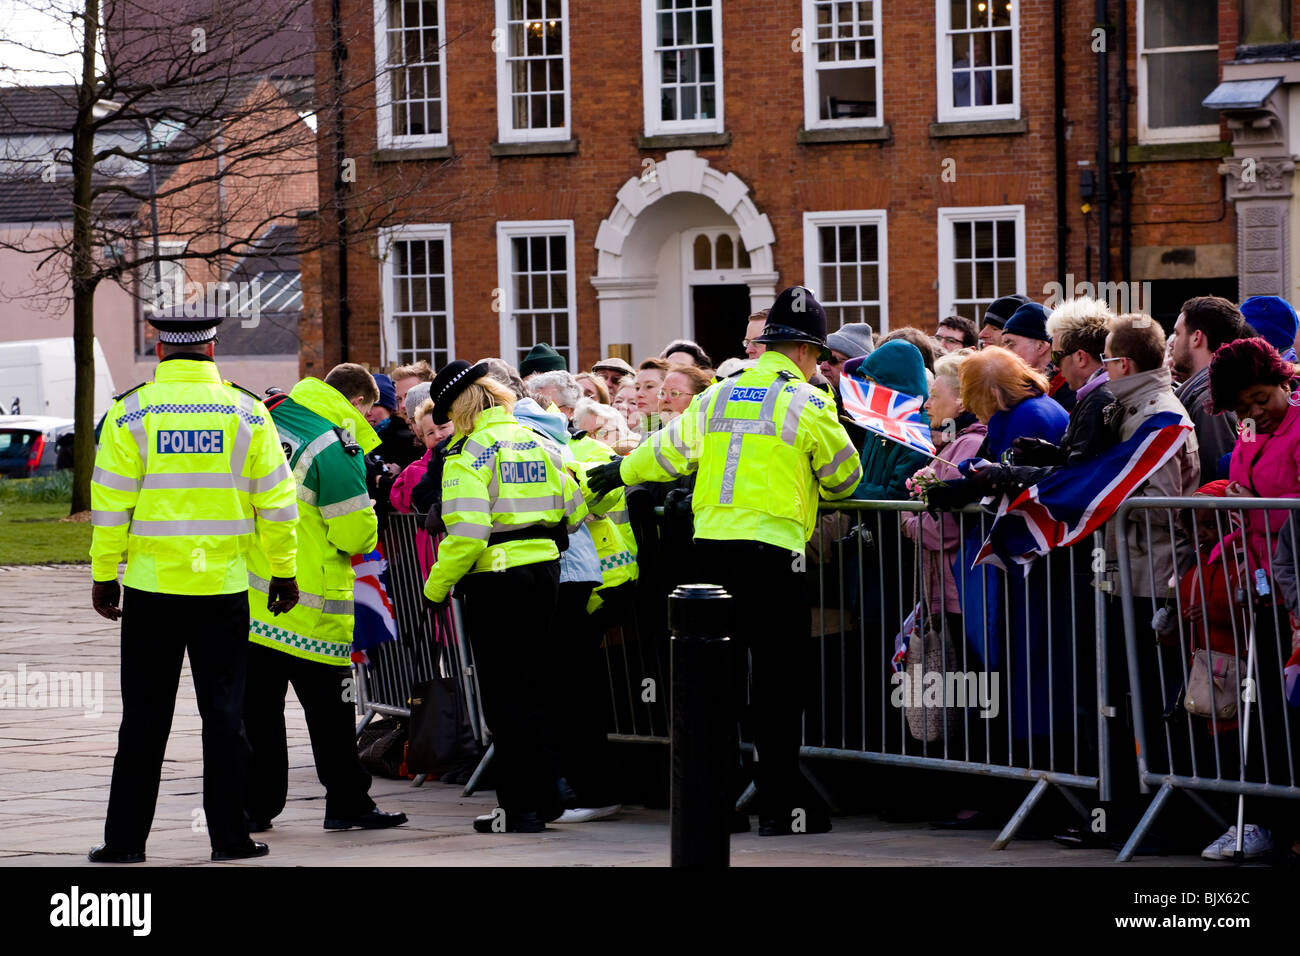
[
  {"left": 247, "top": 377, "right": 380, "bottom": 666},
  {"left": 423, "top": 405, "right": 587, "bottom": 603},
  {"left": 618, "top": 349, "right": 862, "bottom": 552},
  {"left": 569, "top": 435, "right": 638, "bottom": 612},
  {"left": 90, "top": 356, "right": 298, "bottom": 594}
]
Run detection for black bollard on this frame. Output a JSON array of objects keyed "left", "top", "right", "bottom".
[{"left": 669, "top": 583, "right": 734, "bottom": 868}]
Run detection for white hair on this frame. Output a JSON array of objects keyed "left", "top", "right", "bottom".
[
  {"left": 715, "top": 357, "right": 755, "bottom": 379},
  {"left": 527, "top": 369, "right": 582, "bottom": 411},
  {"left": 1046, "top": 296, "right": 1115, "bottom": 339}
]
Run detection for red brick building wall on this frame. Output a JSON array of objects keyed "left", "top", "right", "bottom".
[{"left": 305, "top": 0, "right": 1239, "bottom": 374}]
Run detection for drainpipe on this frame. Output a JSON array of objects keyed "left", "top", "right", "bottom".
[
  {"left": 330, "top": 0, "right": 350, "bottom": 362},
  {"left": 1118, "top": 0, "right": 1132, "bottom": 283},
  {"left": 1053, "top": 0, "right": 1068, "bottom": 285},
  {"left": 1096, "top": 0, "right": 1111, "bottom": 286}
]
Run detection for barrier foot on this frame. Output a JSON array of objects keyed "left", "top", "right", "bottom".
[
  {"left": 1116, "top": 782, "right": 1173, "bottom": 863},
  {"left": 800, "top": 760, "right": 839, "bottom": 815},
  {"left": 1183, "top": 787, "right": 1230, "bottom": 832},
  {"left": 462, "top": 742, "right": 494, "bottom": 797},
  {"left": 411, "top": 773, "right": 428, "bottom": 788},
  {"left": 355, "top": 708, "right": 377, "bottom": 739},
  {"left": 1052, "top": 781, "right": 1092, "bottom": 823},
  {"left": 991, "top": 776, "right": 1049, "bottom": 850},
  {"left": 734, "top": 781, "right": 757, "bottom": 813}
]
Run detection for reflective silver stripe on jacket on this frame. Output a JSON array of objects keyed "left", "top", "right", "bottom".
[
  {"left": 127, "top": 518, "right": 255, "bottom": 536},
  {"left": 318, "top": 492, "right": 372, "bottom": 520},
  {"left": 293, "top": 430, "right": 340, "bottom": 482},
  {"left": 256, "top": 505, "right": 298, "bottom": 523},
  {"left": 250, "top": 462, "right": 292, "bottom": 495},
  {"left": 228, "top": 391, "right": 258, "bottom": 481},
  {"left": 298, "top": 485, "right": 318, "bottom": 506},
  {"left": 142, "top": 473, "right": 241, "bottom": 491},
  {"left": 445, "top": 520, "right": 492, "bottom": 541},
  {"left": 91, "top": 509, "right": 133, "bottom": 527},
  {"left": 507, "top": 495, "right": 564, "bottom": 514},
  {"left": 248, "top": 573, "right": 354, "bottom": 615},
  {"left": 92, "top": 466, "right": 141, "bottom": 493},
  {"left": 709, "top": 378, "right": 786, "bottom": 505},
  {"left": 815, "top": 442, "right": 858, "bottom": 479},
  {"left": 121, "top": 390, "right": 149, "bottom": 465},
  {"left": 441, "top": 496, "right": 491, "bottom": 515},
  {"left": 825, "top": 463, "right": 863, "bottom": 495}
]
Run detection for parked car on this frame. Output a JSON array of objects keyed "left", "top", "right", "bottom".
[{"left": 0, "top": 416, "right": 75, "bottom": 478}]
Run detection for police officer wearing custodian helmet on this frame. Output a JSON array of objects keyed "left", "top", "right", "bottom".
[
  {"left": 87, "top": 311, "right": 301, "bottom": 863},
  {"left": 589, "top": 287, "right": 862, "bottom": 835}
]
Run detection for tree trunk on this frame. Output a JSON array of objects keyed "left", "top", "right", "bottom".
[{"left": 70, "top": 0, "right": 101, "bottom": 516}]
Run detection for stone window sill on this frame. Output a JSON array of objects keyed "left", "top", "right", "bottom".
[{"left": 929, "top": 118, "right": 1028, "bottom": 138}]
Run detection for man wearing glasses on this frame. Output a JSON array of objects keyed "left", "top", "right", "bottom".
[{"left": 935, "top": 315, "right": 977, "bottom": 353}]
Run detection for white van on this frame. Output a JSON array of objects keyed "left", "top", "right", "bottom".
[{"left": 0, "top": 338, "right": 116, "bottom": 420}]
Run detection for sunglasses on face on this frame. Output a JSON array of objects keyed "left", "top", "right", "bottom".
[
  {"left": 1050, "top": 349, "right": 1065, "bottom": 365},
  {"left": 822, "top": 355, "right": 842, "bottom": 367}
]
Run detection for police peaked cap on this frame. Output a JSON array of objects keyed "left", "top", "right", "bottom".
[
  {"left": 147, "top": 311, "right": 223, "bottom": 345},
  {"left": 430, "top": 360, "right": 490, "bottom": 425},
  {"left": 754, "top": 286, "right": 832, "bottom": 360}
]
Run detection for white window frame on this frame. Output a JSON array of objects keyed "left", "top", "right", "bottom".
[
  {"left": 495, "top": 0, "right": 572, "bottom": 143},
  {"left": 936, "top": 205, "right": 1025, "bottom": 323},
  {"left": 641, "top": 0, "right": 724, "bottom": 136},
  {"left": 801, "top": 0, "right": 885, "bottom": 131},
  {"left": 373, "top": 0, "right": 449, "bottom": 150},
  {"left": 496, "top": 220, "right": 577, "bottom": 370},
  {"left": 143, "top": 240, "right": 188, "bottom": 316},
  {"left": 378, "top": 223, "right": 456, "bottom": 367},
  {"left": 1137, "top": 0, "right": 1220, "bottom": 145},
  {"left": 802, "top": 209, "right": 890, "bottom": 335},
  {"left": 934, "top": 0, "right": 1019, "bottom": 123}
]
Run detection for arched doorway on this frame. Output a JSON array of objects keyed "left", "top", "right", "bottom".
[{"left": 590, "top": 150, "right": 778, "bottom": 364}]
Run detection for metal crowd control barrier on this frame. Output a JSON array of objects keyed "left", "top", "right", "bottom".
[
  {"left": 589, "top": 498, "right": 1113, "bottom": 849},
  {"left": 798, "top": 499, "right": 1111, "bottom": 848},
  {"left": 1115, "top": 497, "right": 1300, "bottom": 862},
  {"left": 353, "top": 511, "right": 490, "bottom": 791}
]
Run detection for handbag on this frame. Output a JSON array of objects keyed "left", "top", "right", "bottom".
[
  {"left": 1184, "top": 649, "right": 1244, "bottom": 720},
  {"left": 357, "top": 718, "right": 407, "bottom": 779},
  {"left": 904, "top": 624, "right": 962, "bottom": 743},
  {"left": 406, "top": 677, "right": 481, "bottom": 775}
]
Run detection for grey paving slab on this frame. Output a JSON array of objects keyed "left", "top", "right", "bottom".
[{"left": 0, "top": 565, "right": 1218, "bottom": 868}]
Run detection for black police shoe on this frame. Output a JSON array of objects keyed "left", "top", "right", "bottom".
[
  {"left": 88, "top": 844, "right": 145, "bottom": 864},
  {"left": 323, "top": 809, "right": 408, "bottom": 830},
  {"left": 473, "top": 810, "right": 546, "bottom": 834},
  {"left": 210, "top": 840, "right": 270, "bottom": 862},
  {"left": 759, "top": 814, "right": 832, "bottom": 837}
]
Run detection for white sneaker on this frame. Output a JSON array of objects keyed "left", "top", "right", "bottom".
[
  {"left": 554, "top": 805, "right": 622, "bottom": 823},
  {"left": 1201, "top": 825, "right": 1272, "bottom": 860}
]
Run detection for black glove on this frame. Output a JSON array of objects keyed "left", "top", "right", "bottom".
[
  {"left": 423, "top": 592, "right": 448, "bottom": 614},
  {"left": 1009, "top": 436, "right": 1065, "bottom": 468},
  {"left": 91, "top": 580, "right": 121, "bottom": 621},
  {"left": 663, "top": 487, "right": 694, "bottom": 520},
  {"left": 587, "top": 459, "right": 626, "bottom": 498},
  {"left": 267, "top": 576, "right": 299, "bottom": 616},
  {"left": 924, "top": 479, "right": 984, "bottom": 514}
]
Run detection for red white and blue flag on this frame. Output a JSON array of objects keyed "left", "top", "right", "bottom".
[
  {"left": 974, "top": 411, "right": 1193, "bottom": 570},
  {"left": 351, "top": 544, "right": 398, "bottom": 657},
  {"left": 839, "top": 376, "right": 935, "bottom": 457}
]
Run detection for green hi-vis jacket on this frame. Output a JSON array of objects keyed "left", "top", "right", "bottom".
[
  {"left": 246, "top": 378, "right": 380, "bottom": 666},
  {"left": 90, "top": 356, "right": 298, "bottom": 595},
  {"left": 619, "top": 349, "right": 863, "bottom": 553},
  {"left": 423, "top": 405, "right": 588, "bottom": 603},
  {"left": 569, "top": 434, "right": 638, "bottom": 613}
]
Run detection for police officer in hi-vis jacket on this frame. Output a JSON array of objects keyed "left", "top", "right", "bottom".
[
  {"left": 422, "top": 360, "right": 588, "bottom": 834},
  {"left": 589, "top": 287, "right": 862, "bottom": 835},
  {"left": 88, "top": 312, "right": 300, "bottom": 863}
]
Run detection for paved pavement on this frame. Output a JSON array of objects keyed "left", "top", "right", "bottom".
[{"left": 0, "top": 565, "right": 1208, "bottom": 867}]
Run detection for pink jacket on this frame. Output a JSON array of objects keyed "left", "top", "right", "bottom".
[
  {"left": 390, "top": 449, "right": 436, "bottom": 582},
  {"left": 902, "top": 422, "right": 988, "bottom": 616},
  {"left": 1227, "top": 400, "right": 1300, "bottom": 577}
]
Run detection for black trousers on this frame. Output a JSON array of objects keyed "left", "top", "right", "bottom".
[
  {"left": 694, "top": 539, "right": 826, "bottom": 822},
  {"left": 552, "top": 581, "right": 616, "bottom": 806},
  {"left": 460, "top": 561, "right": 564, "bottom": 820},
  {"left": 105, "top": 587, "right": 251, "bottom": 852},
  {"left": 242, "top": 642, "right": 375, "bottom": 822}
]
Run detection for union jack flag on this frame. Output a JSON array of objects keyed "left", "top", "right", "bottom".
[
  {"left": 974, "top": 411, "right": 1193, "bottom": 570},
  {"left": 351, "top": 544, "right": 398, "bottom": 655},
  {"left": 839, "top": 375, "right": 935, "bottom": 456}
]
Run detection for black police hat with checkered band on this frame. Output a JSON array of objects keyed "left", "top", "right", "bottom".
[{"left": 430, "top": 360, "right": 490, "bottom": 425}]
